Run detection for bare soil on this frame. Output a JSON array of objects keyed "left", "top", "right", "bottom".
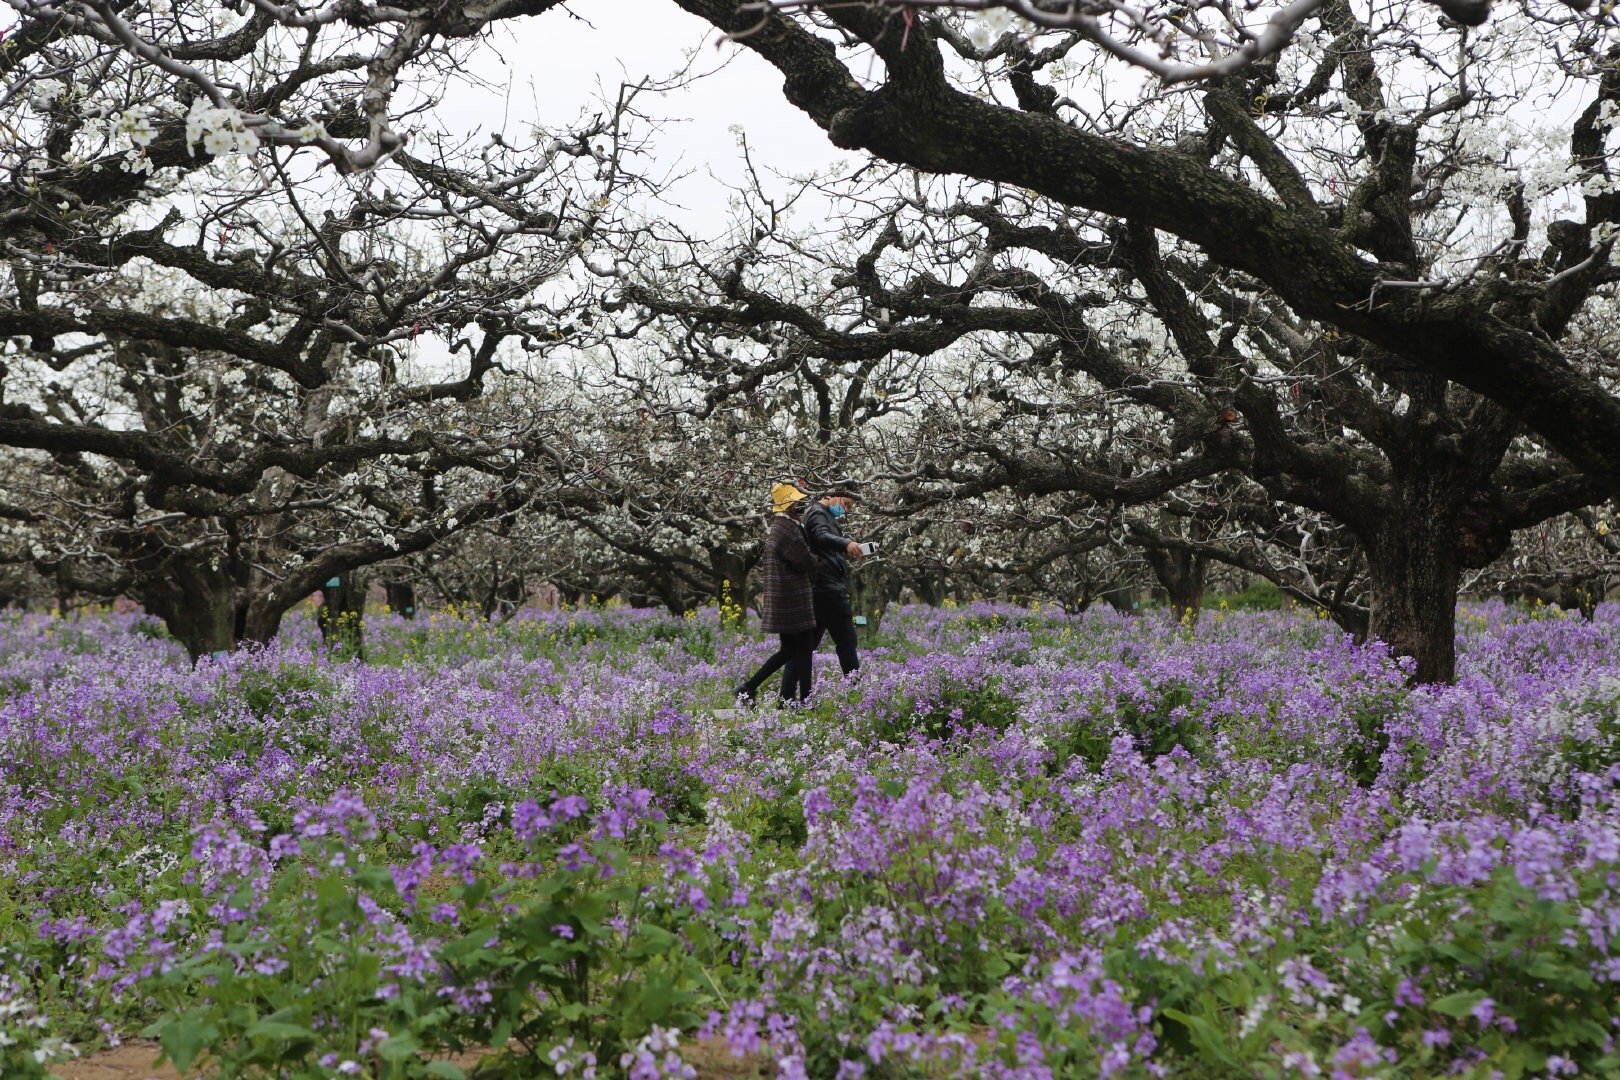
[{"left": 52, "top": 1038, "right": 766, "bottom": 1079}]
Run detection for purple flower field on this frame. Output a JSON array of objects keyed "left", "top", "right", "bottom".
[{"left": 2, "top": 603, "right": 1618, "bottom": 1078}]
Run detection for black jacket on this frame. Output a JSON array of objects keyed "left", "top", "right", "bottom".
[{"left": 801, "top": 502, "right": 852, "bottom": 594}]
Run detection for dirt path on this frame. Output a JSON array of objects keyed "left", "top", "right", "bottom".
[
  {"left": 52, "top": 1038, "right": 765, "bottom": 1079},
  {"left": 50, "top": 1043, "right": 191, "bottom": 1080}
]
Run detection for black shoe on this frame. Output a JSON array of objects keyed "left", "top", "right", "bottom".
[{"left": 733, "top": 687, "right": 757, "bottom": 708}]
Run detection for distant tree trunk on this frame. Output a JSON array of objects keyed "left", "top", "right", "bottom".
[
  {"left": 848, "top": 562, "right": 893, "bottom": 635},
  {"left": 385, "top": 580, "right": 417, "bottom": 618},
  {"left": 1100, "top": 585, "right": 1140, "bottom": 613},
  {"left": 317, "top": 571, "right": 366, "bottom": 658},
  {"left": 1145, "top": 547, "right": 1208, "bottom": 624},
  {"left": 710, "top": 546, "right": 751, "bottom": 627},
  {"left": 651, "top": 573, "right": 692, "bottom": 617},
  {"left": 912, "top": 575, "right": 948, "bottom": 606},
  {"left": 485, "top": 568, "right": 525, "bottom": 622},
  {"left": 1556, "top": 578, "right": 1601, "bottom": 621},
  {"left": 481, "top": 559, "right": 502, "bottom": 619}
]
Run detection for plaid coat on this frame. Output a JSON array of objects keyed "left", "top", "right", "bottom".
[{"left": 759, "top": 514, "right": 818, "bottom": 634}]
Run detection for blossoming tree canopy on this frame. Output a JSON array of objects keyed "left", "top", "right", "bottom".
[
  {"left": 0, "top": 0, "right": 673, "bottom": 657},
  {"left": 654, "top": 0, "right": 1620, "bottom": 494},
  {"left": 0, "top": 0, "right": 1617, "bottom": 679}
]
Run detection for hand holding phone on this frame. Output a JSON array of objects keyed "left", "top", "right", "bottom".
[{"left": 857, "top": 541, "right": 877, "bottom": 557}]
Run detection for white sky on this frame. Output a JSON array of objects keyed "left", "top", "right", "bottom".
[{"left": 437, "top": 2, "right": 860, "bottom": 232}]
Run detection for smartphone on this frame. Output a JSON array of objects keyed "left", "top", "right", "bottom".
[{"left": 858, "top": 542, "right": 878, "bottom": 556}]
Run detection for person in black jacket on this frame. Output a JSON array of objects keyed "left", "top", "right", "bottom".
[{"left": 801, "top": 483, "right": 867, "bottom": 679}]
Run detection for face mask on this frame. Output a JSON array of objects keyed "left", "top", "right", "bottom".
[{"left": 828, "top": 503, "right": 846, "bottom": 519}]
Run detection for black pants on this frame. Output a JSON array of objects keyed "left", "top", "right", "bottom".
[
  {"left": 741, "top": 628, "right": 817, "bottom": 704},
  {"left": 811, "top": 589, "right": 860, "bottom": 677}
]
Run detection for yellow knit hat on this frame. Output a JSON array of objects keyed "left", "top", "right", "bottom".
[{"left": 770, "top": 481, "right": 809, "bottom": 515}]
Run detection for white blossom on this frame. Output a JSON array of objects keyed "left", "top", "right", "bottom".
[
  {"left": 114, "top": 106, "right": 157, "bottom": 148},
  {"left": 185, "top": 99, "right": 261, "bottom": 158}
]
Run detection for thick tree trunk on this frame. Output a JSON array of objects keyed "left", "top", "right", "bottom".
[
  {"left": 317, "top": 571, "right": 366, "bottom": 658},
  {"left": 138, "top": 560, "right": 241, "bottom": 661},
  {"left": 1366, "top": 504, "right": 1461, "bottom": 685},
  {"left": 240, "top": 590, "right": 296, "bottom": 649}
]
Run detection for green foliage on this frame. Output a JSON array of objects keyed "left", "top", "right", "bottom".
[
  {"left": 755, "top": 781, "right": 809, "bottom": 848},
  {"left": 234, "top": 665, "right": 337, "bottom": 723},
  {"left": 637, "top": 761, "right": 709, "bottom": 825},
  {"left": 11, "top": 607, "right": 1617, "bottom": 1079},
  {"left": 1218, "top": 579, "right": 1286, "bottom": 611},
  {"left": 128, "top": 811, "right": 715, "bottom": 1078},
  {"left": 870, "top": 677, "right": 1022, "bottom": 743},
  {"left": 1095, "top": 859, "right": 1620, "bottom": 1080},
  {"left": 1052, "top": 679, "right": 1204, "bottom": 773},
  {"left": 1121, "top": 680, "right": 1201, "bottom": 762},
  {"left": 1367, "top": 866, "right": 1620, "bottom": 1077},
  {"left": 1343, "top": 690, "right": 1407, "bottom": 787},
  {"left": 131, "top": 618, "right": 172, "bottom": 641},
  {"left": 1561, "top": 683, "right": 1620, "bottom": 779},
  {"left": 0, "top": 960, "right": 75, "bottom": 1079}
]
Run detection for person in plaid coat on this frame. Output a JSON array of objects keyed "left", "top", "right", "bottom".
[{"left": 735, "top": 483, "right": 820, "bottom": 706}]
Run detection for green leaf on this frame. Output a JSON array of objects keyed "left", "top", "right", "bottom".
[
  {"left": 1161, "top": 1007, "right": 1237, "bottom": 1067},
  {"left": 228, "top": 883, "right": 257, "bottom": 914},
  {"left": 245, "top": 1020, "right": 316, "bottom": 1042},
  {"left": 1431, "top": 990, "right": 1488, "bottom": 1018},
  {"left": 424, "top": 1063, "right": 467, "bottom": 1080},
  {"left": 640, "top": 971, "right": 675, "bottom": 1023},
  {"left": 1433, "top": 941, "right": 1483, "bottom": 966},
  {"left": 1500, "top": 1042, "right": 1546, "bottom": 1079},
  {"left": 637, "top": 923, "right": 678, "bottom": 952},
  {"left": 159, "top": 1014, "right": 216, "bottom": 1073},
  {"left": 1527, "top": 957, "right": 1570, "bottom": 982},
  {"left": 379, "top": 1033, "right": 422, "bottom": 1062}
]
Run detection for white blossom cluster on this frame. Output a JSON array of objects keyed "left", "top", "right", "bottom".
[
  {"left": 0, "top": 961, "right": 77, "bottom": 1067},
  {"left": 185, "top": 99, "right": 260, "bottom": 157}
]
